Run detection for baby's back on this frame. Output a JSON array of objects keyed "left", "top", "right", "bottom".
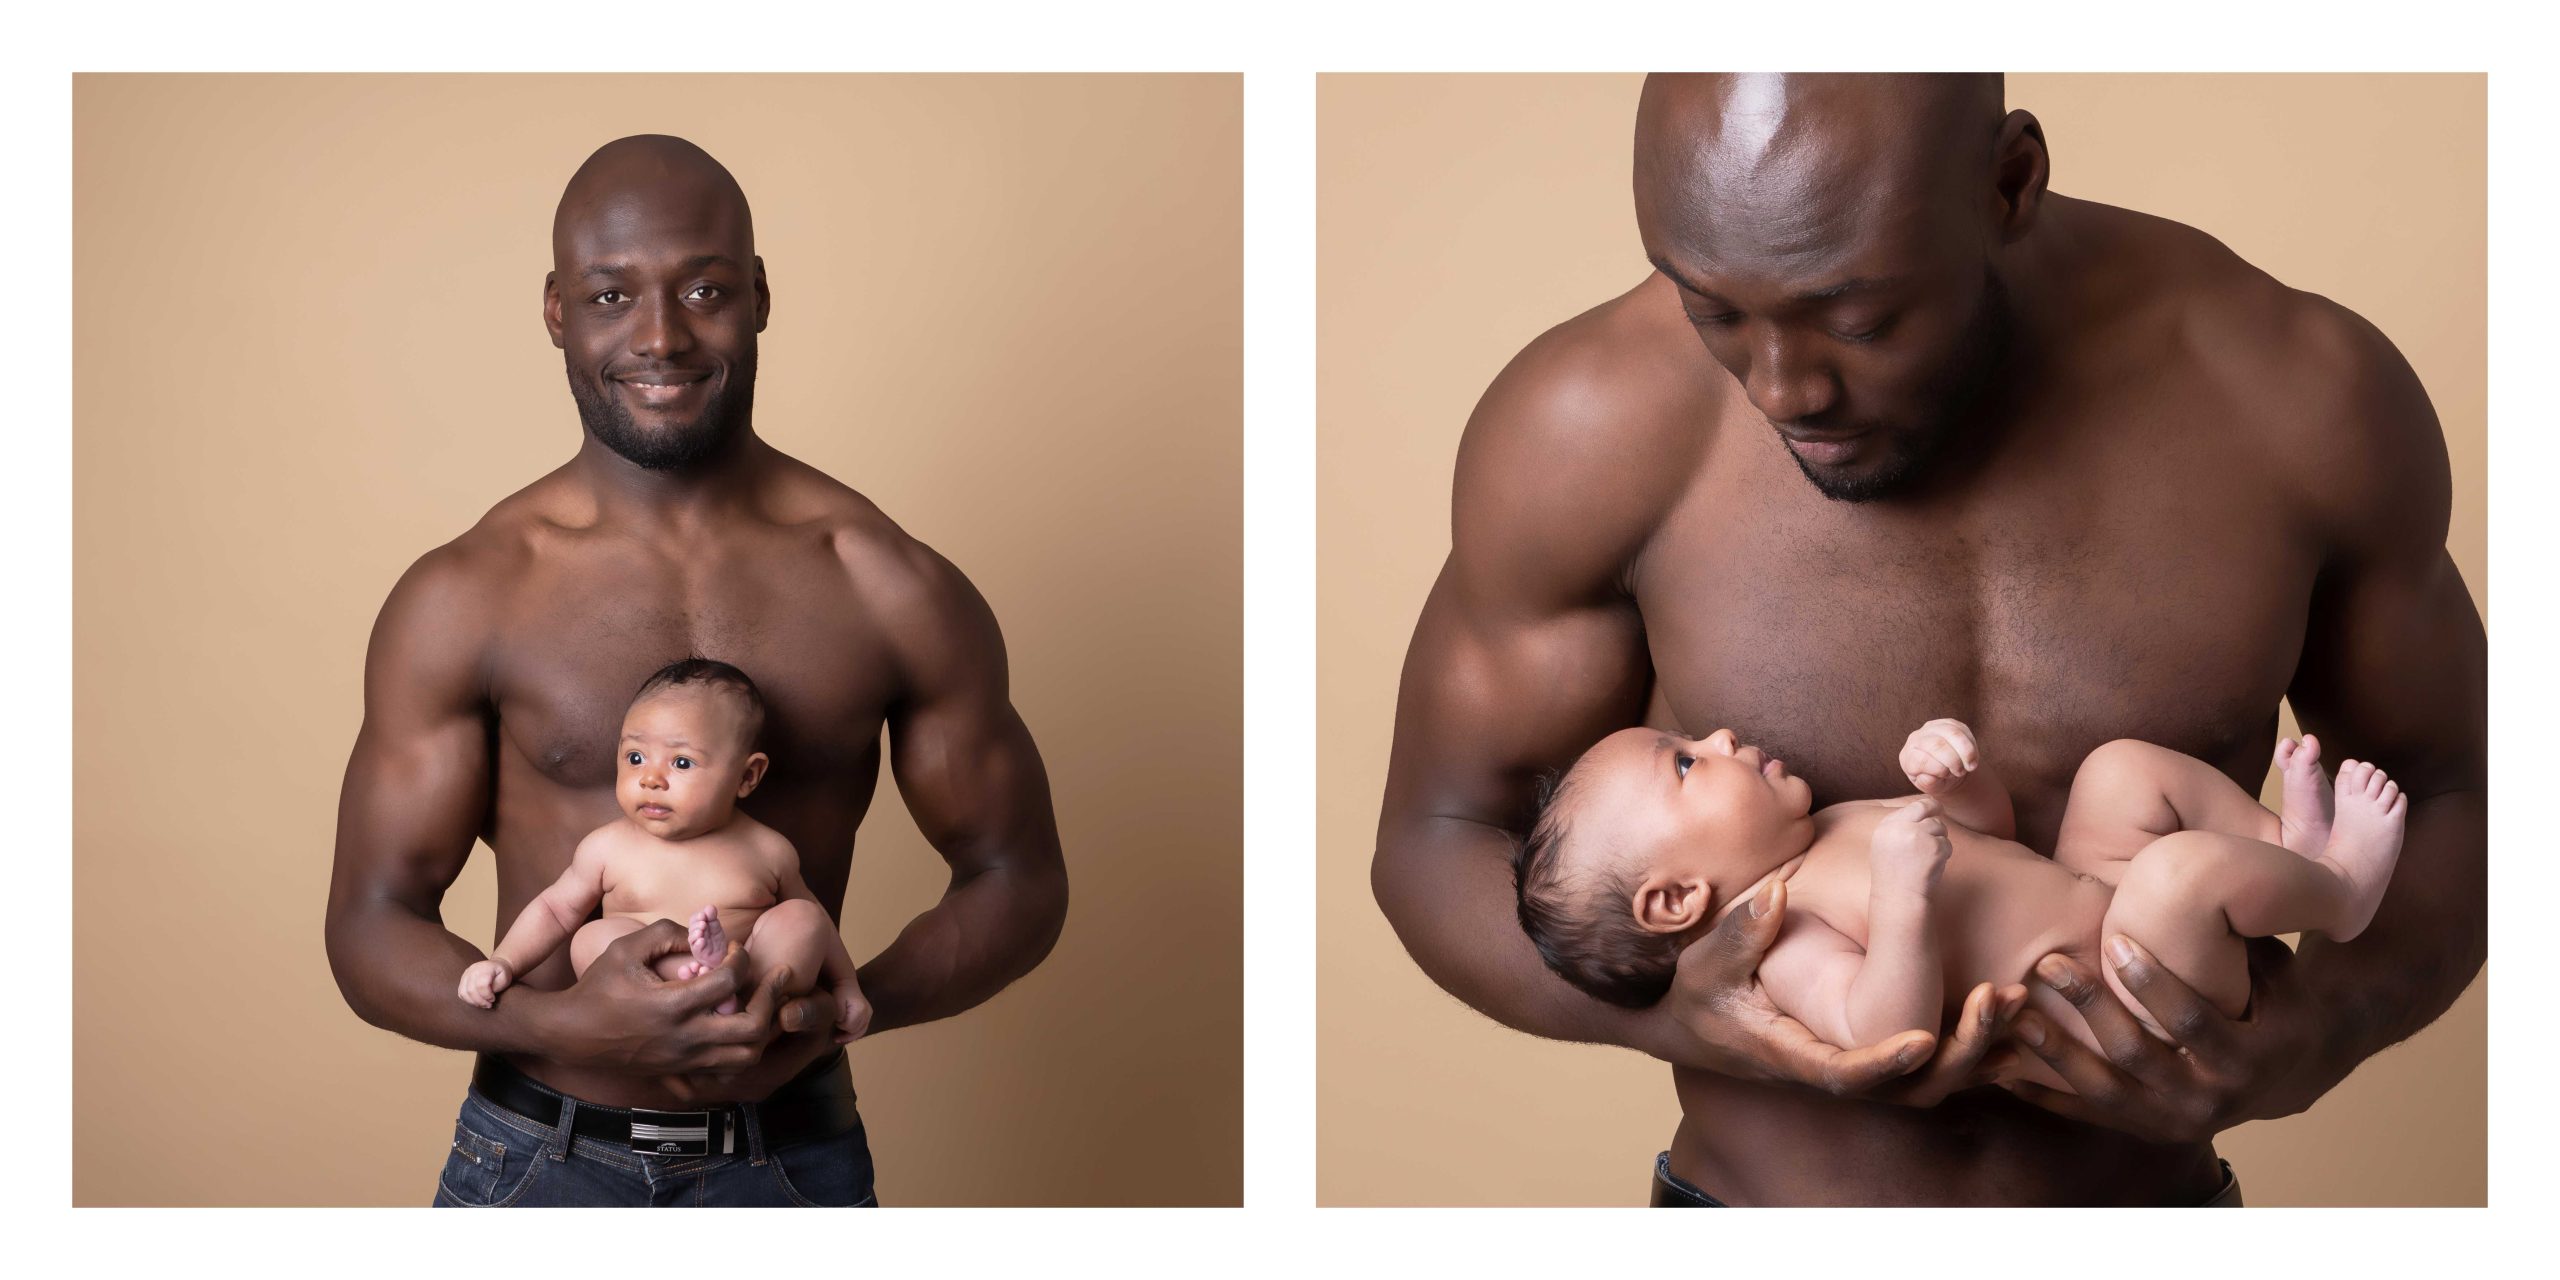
[{"left": 1785, "top": 800, "right": 2116, "bottom": 998}]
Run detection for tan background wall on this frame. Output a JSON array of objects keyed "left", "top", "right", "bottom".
[
  {"left": 1317, "top": 73, "right": 2485, "bottom": 1206},
  {"left": 75, "top": 74, "right": 1241, "bottom": 1207}
]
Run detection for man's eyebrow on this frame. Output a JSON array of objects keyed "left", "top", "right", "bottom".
[
  {"left": 579, "top": 255, "right": 741, "bottom": 281},
  {"left": 1650, "top": 256, "right": 1901, "bottom": 305}
]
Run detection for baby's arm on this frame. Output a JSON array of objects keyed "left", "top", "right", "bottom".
[
  {"left": 457, "top": 830, "right": 611, "bottom": 1008},
  {"left": 1752, "top": 804, "right": 1953, "bottom": 1049},
  {"left": 1900, "top": 717, "right": 2014, "bottom": 840}
]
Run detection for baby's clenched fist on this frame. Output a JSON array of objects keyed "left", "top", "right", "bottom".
[
  {"left": 458, "top": 958, "right": 514, "bottom": 1009},
  {"left": 1872, "top": 797, "right": 1954, "bottom": 891},
  {"left": 1900, "top": 718, "right": 1982, "bottom": 794}
]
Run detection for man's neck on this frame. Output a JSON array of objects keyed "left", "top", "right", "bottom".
[{"left": 571, "top": 429, "right": 772, "bottom": 531}]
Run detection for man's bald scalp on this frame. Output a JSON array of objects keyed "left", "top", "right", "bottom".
[
  {"left": 1636, "top": 74, "right": 2007, "bottom": 232},
  {"left": 552, "top": 134, "right": 756, "bottom": 266}
]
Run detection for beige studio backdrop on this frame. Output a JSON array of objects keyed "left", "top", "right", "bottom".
[
  {"left": 1318, "top": 74, "right": 2486, "bottom": 1206},
  {"left": 75, "top": 74, "right": 1240, "bottom": 1206}
]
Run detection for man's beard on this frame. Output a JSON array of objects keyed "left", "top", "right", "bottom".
[
  {"left": 1789, "top": 268, "right": 2015, "bottom": 504},
  {"left": 567, "top": 345, "right": 757, "bottom": 472}
]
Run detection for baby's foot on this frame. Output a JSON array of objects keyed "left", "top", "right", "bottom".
[
  {"left": 2273, "top": 735, "right": 2334, "bottom": 857},
  {"left": 686, "top": 907, "right": 739, "bottom": 1015},
  {"left": 2316, "top": 759, "right": 2406, "bottom": 942}
]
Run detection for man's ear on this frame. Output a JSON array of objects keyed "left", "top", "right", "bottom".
[
  {"left": 1992, "top": 108, "right": 2050, "bottom": 243},
  {"left": 1630, "top": 872, "right": 1713, "bottom": 935},
  {"left": 752, "top": 254, "right": 770, "bottom": 333},
  {"left": 737, "top": 752, "right": 770, "bottom": 798},
  {"left": 543, "top": 270, "right": 566, "bottom": 349}
]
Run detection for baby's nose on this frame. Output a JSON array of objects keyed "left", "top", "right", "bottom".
[{"left": 1701, "top": 728, "right": 1739, "bottom": 754}]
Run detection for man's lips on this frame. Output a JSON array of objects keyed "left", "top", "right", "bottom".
[
  {"left": 1777, "top": 426, "right": 1868, "bottom": 466},
  {"left": 615, "top": 370, "right": 711, "bottom": 407}
]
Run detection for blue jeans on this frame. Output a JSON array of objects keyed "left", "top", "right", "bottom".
[{"left": 431, "top": 1086, "right": 878, "bottom": 1207}]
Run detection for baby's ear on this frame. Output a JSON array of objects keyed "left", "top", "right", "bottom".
[
  {"left": 737, "top": 751, "right": 771, "bottom": 797},
  {"left": 1630, "top": 873, "right": 1712, "bottom": 934}
]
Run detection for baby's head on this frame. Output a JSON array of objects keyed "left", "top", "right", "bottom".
[
  {"left": 1513, "top": 727, "right": 1817, "bottom": 1007},
  {"left": 617, "top": 657, "right": 770, "bottom": 840}
]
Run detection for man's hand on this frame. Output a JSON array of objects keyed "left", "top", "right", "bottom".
[
  {"left": 1634, "top": 879, "right": 2026, "bottom": 1105},
  {"left": 1999, "top": 935, "right": 2331, "bottom": 1142},
  {"left": 537, "top": 920, "right": 820, "bottom": 1076}
]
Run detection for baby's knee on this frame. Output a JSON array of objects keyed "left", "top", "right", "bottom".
[
  {"left": 758, "top": 897, "right": 831, "bottom": 935},
  {"left": 2118, "top": 831, "right": 2229, "bottom": 911},
  {"left": 2076, "top": 738, "right": 2176, "bottom": 792}
]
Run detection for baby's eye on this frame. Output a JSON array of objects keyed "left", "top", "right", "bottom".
[
  {"left": 625, "top": 751, "right": 643, "bottom": 766},
  {"left": 673, "top": 756, "right": 693, "bottom": 770},
  {"left": 1675, "top": 754, "right": 1695, "bottom": 779}
]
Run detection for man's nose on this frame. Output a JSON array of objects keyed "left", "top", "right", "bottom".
[
  {"left": 1742, "top": 333, "right": 1840, "bottom": 425},
  {"left": 631, "top": 294, "right": 695, "bottom": 361}
]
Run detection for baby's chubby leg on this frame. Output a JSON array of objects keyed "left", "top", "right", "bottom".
[
  {"left": 570, "top": 916, "right": 654, "bottom": 978},
  {"left": 2052, "top": 739, "right": 2289, "bottom": 881},
  {"left": 2096, "top": 761, "right": 2406, "bottom": 1037},
  {"left": 741, "top": 899, "right": 873, "bottom": 1039}
]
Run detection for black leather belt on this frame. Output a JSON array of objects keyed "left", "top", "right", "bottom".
[{"left": 470, "top": 1051, "right": 859, "bottom": 1158}]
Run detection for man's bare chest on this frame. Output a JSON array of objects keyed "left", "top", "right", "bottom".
[
  {"left": 1634, "top": 451, "right": 2320, "bottom": 828},
  {"left": 486, "top": 547, "right": 900, "bottom": 792}
]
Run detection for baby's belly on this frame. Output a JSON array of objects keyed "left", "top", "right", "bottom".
[{"left": 1926, "top": 849, "right": 2117, "bottom": 996}]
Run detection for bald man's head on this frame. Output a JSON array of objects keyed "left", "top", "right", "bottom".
[
  {"left": 1632, "top": 74, "right": 2047, "bottom": 502},
  {"left": 552, "top": 134, "right": 757, "bottom": 272},
  {"left": 543, "top": 135, "right": 769, "bottom": 473}
]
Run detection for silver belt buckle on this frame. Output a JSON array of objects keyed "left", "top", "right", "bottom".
[{"left": 629, "top": 1108, "right": 715, "bottom": 1157}]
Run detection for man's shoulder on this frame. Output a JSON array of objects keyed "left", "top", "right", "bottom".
[
  {"left": 761, "top": 454, "right": 986, "bottom": 627},
  {"left": 1448, "top": 276, "right": 1721, "bottom": 590}
]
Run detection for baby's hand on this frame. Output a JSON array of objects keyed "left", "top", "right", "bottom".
[
  {"left": 458, "top": 958, "right": 514, "bottom": 1009},
  {"left": 1871, "top": 797, "right": 1954, "bottom": 893},
  {"left": 1899, "top": 718, "right": 1982, "bottom": 794},
  {"left": 835, "top": 977, "right": 875, "bottom": 1044}
]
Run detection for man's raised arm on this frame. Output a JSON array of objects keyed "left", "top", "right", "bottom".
[
  {"left": 324, "top": 544, "right": 783, "bottom": 1075},
  {"left": 855, "top": 541, "right": 1068, "bottom": 1035},
  {"left": 1370, "top": 308, "right": 1978, "bottom": 1094}
]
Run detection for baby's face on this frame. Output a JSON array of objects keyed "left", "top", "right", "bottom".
[
  {"left": 616, "top": 687, "right": 765, "bottom": 840},
  {"left": 1560, "top": 726, "right": 1817, "bottom": 923}
]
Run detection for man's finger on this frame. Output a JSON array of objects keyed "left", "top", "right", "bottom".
[
  {"left": 2010, "top": 1008, "right": 2141, "bottom": 1107},
  {"left": 1811, "top": 1031, "right": 1935, "bottom": 1095},
  {"left": 2106, "top": 935, "right": 2238, "bottom": 1058},
  {"left": 1696, "top": 878, "right": 1787, "bottom": 978},
  {"left": 2034, "top": 952, "right": 2181, "bottom": 1079},
  {"left": 668, "top": 957, "right": 747, "bottom": 1017},
  {"left": 777, "top": 992, "right": 835, "bottom": 1036}
]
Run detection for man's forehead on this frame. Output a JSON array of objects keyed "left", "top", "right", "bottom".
[{"left": 556, "top": 189, "right": 750, "bottom": 263}]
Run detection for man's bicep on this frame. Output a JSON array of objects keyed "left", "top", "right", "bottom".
[
  {"left": 2289, "top": 547, "right": 2484, "bottom": 795},
  {"left": 881, "top": 554, "right": 1061, "bottom": 872},
  {"left": 330, "top": 552, "right": 494, "bottom": 918},
  {"left": 1378, "top": 560, "right": 1652, "bottom": 838}
]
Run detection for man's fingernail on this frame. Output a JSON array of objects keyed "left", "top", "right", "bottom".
[
  {"left": 2107, "top": 935, "right": 2139, "bottom": 969},
  {"left": 2017, "top": 1017, "right": 2046, "bottom": 1048},
  {"left": 2036, "top": 956, "right": 2076, "bottom": 991},
  {"left": 1750, "top": 884, "right": 1773, "bottom": 917},
  {"left": 1898, "top": 1040, "right": 1929, "bottom": 1069}
]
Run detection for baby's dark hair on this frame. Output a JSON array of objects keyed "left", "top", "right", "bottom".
[
  {"left": 1512, "top": 761, "right": 1686, "bottom": 1009},
  {"left": 630, "top": 657, "right": 767, "bottom": 751}
]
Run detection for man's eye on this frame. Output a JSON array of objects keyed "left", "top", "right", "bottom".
[
  {"left": 1684, "top": 310, "right": 1741, "bottom": 329},
  {"left": 673, "top": 757, "right": 692, "bottom": 770},
  {"left": 592, "top": 290, "right": 626, "bottom": 305},
  {"left": 625, "top": 751, "right": 643, "bottom": 766},
  {"left": 1833, "top": 318, "right": 1892, "bottom": 344},
  {"left": 687, "top": 284, "right": 722, "bottom": 300},
  {"left": 1675, "top": 754, "right": 1695, "bottom": 779}
]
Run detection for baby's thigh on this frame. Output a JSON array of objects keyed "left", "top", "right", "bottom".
[
  {"left": 569, "top": 916, "right": 651, "bottom": 978},
  {"left": 2055, "top": 740, "right": 2274, "bottom": 876},
  {"left": 740, "top": 900, "right": 834, "bottom": 990}
]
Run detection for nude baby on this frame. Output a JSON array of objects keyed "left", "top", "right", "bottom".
[
  {"left": 1513, "top": 719, "right": 2403, "bottom": 1078},
  {"left": 458, "top": 659, "right": 872, "bottom": 1040}
]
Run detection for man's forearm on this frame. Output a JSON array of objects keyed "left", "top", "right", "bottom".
[
  {"left": 854, "top": 859, "right": 1067, "bottom": 1035},
  {"left": 326, "top": 899, "right": 562, "bottom": 1057},
  {"left": 2289, "top": 787, "right": 2484, "bottom": 1091},
  {"left": 1372, "top": 816, "right": 1644, "bottom": 1048}
]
